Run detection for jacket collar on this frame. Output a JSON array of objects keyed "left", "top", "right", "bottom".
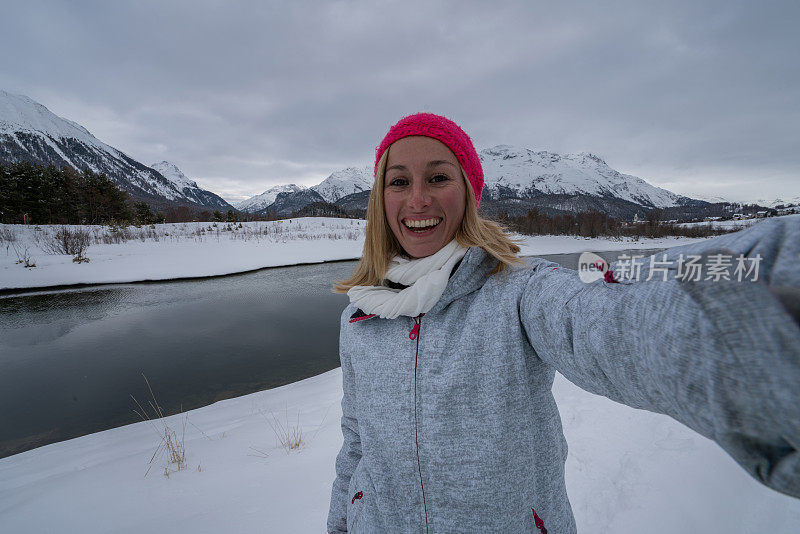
[{"left": 427, "top": 246, "right": 498, "bottom": 315}]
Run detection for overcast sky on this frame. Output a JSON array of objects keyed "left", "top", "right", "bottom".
[{"left": 1, "top": 0, "right": 798, "bottom": 204}]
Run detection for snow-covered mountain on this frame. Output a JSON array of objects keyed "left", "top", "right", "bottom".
[
  {"left": 149, "top": 161, "right": 229, "bottom": 210},
  {"left": 233, "top": 166, "right": 374, "bottom": 216},
  {"left": 235, "top": 184, "right": 307, "bottom": 213},
  {"left": 150, "top": 161, "right": 199, "bottom": 191},
  {"left": 311, "top": 166, "right": 373, "bottom": 203},
  {"left": 0, "top": 90, "right": 231, "bottom": 210},
  {"left": 689, "top": 193, "right": 732, "bottom": 204},
  {"left": 689, "top": 195, "right": 800, "bottom": 209},
  {"left": 755, "top": 196, "right": 800, "bottom": 208},
  {"left": 266, "top": 189, "right": 326, "bottom": 217},
  {"left": 479, "top": 145, "right": 690, "bottom": 208},
  {"left": 236, "top": 145, "right": 708, "bottom": 219}
]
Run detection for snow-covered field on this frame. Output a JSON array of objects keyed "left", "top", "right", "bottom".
[
  {"left": 1, "top": 369, "right": 797, "bottom": 533},
  {"left": 0, "top": 218, "right": 367, "bottom": 290},
  {"left": 0, "top": 217, "right": 725, "bottom": 290}
]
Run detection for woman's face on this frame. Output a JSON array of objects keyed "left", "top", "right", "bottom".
[{"left": 383, "top": 136, "right": 466, "bottom": 258}]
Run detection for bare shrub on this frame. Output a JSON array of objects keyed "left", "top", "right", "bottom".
[
  {"left": 41, "top": 226, "right": 92, "bottom": 255},
  {"left": 0, "top": 225, "right": 17, "bottom": 244},
  {"left": 10, "top": 241, "right": 36, "bottom": 267},
  {"left": 98, "top": 225, "right": 134, "bottom": 245}
]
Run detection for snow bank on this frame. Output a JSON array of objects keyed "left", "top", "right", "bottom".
[
  {"left": 1, "top": 369, "right": 797, "bottom": 533},
  {"left": 0, "top": 218, "right": 367, "bottom": 290}
]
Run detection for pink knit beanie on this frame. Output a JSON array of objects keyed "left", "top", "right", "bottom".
[{"left": 374, "top": 112, "right": 484, "bottom": 206}]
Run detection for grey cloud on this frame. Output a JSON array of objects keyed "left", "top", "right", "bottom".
[{"left": 1, "top": 0, "right": 797, "bottom": 203}]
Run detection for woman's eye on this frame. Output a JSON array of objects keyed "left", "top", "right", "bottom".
[
  {"left": 388, "top": 178, "right": 407, "bottom": 187},
  {"left": 431, "top": 174, "right": 449, "bottom": 183}
]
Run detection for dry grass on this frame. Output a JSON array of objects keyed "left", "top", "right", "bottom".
[
  {"left": 261, "top": 407, "right": 304, "bottom": 453},
  {"left": 131, "top": 374, "right": 188, "bottom": 477},
  {"left": 250, "top": 401, "right": 335, "bottom": 458}
]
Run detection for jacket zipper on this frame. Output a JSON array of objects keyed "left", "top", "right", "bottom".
[{"left": 411, "top": 314, "right": 429, "bottom": 533}]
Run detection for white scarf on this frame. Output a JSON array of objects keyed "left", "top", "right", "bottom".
[{"left": 347, "top": 240, "right": 469, "bottom": 319}]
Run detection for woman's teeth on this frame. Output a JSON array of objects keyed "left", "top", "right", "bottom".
[{"left": 403, "top": 218, "right": 441, "bottom": 232}]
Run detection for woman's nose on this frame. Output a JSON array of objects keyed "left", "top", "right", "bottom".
[{"left": 408, "top": 179, "right": 431, "bottom": 209}]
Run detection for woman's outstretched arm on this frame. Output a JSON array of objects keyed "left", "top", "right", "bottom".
[
  {"left": 520, "top": 215, "right": 800, "bottom": 498},
  {"left": 327, "top": 307, "right": 363, "bottom": 534}
]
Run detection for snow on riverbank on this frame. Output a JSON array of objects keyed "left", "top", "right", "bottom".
[
  {"left": 0, "top": 218, "right": 366, "bottom": 290},
  {"left": 0, "top": 217, "right": 726, "bottom": 290},
  {"left": 0, "top": 368, "right": 797, "bottom": 533}
]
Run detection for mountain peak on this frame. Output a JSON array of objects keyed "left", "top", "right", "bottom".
[
  {"left": 569, "top": 152, "right": 608, "bottom": 166},
  {"left": 311, "top": 165, "right": 373, "bottom": 203},
  {"left": 235, "top": 183, "right": 308, "bottom": 212},
  {"left": 0, "top": 91, "right": 231, "bottom": 211},
  {"left": 479, "top": 145, "right": 681, "bottom": 208},
  {"left": 150, "top": 161, "right": 199, "bottom": 190},
  {"left": 152, "top": 160, "right": 179, "bottom": 171},
  {"left": 0, "top": 90, "right": 101, "bottom": 147}
]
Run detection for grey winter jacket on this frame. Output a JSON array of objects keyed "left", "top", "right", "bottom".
[{"left": 327, "top": 215, "right": 800, "bottom": 533}]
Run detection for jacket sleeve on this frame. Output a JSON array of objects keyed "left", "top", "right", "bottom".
[
  {"left": 327, "top": 308, "right": 363, "bottom": 533},
  {"left": 520, "top": 216, "right": 800, "bottom": 499}
]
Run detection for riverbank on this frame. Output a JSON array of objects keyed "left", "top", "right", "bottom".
[
  {"left": 1, "top": 367, "right": 798, "bottom": 533},
  {"left": 0, "top": 217, "right": 721, "bottom": 290}
]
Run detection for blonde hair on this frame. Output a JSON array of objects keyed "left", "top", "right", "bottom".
[{"left": 333, "top": 148, "right": 523, "bottom": 293}]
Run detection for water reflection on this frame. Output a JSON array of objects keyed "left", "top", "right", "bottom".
[{"left": 0, "top": 261, "right": 356, "bottom": 458}]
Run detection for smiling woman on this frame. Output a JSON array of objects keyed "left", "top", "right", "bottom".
[
  {"left": 382, "top": 136, "right": 467, "bottom": 259},
  {"left": 327, "top": 112, "right": 800, "bottom": 533},
  {"left": 333, "top": 113, "right": 523, "bottom": 296}
]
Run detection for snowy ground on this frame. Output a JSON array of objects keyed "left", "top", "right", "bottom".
[
  {"left": 0, "top": 217, "right": 729, "bottom": 290},
  {"left": 0, "top": 218, "right": 367, "bottom": 290},
  {"left": 1, "top": 369, "right": 798, "bottom": 533}
]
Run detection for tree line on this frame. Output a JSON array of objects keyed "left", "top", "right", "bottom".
[
  {"left": 496, "top": 207, "right": 736, "bottom": 238},
  {"left": 0, "top": 161, "right": 335, "bottom": 226},
  {"left": 0, "top": 161, "right": 146, "bottom": 225},
  {"left": 0, "top": 161, "right": 237, "bottom": 225}
]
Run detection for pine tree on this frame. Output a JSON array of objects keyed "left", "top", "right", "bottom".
[{"left": 134, "top": 202, "right": 157, "bottom": 225}]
